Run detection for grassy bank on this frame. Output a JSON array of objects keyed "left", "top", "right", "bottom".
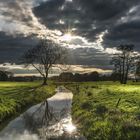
[
  {"left": 0, "top": 81, "right": 140, "bottom": 140},
  {"left": 65, "top": 82, "right": 140, "bottom": 140},
  {"left": 0, "top": 81, "right": 56, "bottom": 130}
]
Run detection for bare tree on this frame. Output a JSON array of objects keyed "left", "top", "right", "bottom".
[
  {"left": 111, "top": 44, "right": 136, "bottom": 84},
  {"left": 135, "top": 57, "right": 140, "bottom": 82},
  {"left": 22, "top": 39, "right": 67, "bottom": 85}
]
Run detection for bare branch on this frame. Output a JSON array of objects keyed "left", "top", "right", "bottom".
[{"left": 21, "top": 38, "right": 68, "bottom": 85}]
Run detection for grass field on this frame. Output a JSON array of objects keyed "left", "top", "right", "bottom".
[
  {"left": 65, "top": 82, "right": 140, "bottom": 140},
  {"left": 0, "top": 81, "right": 140, "bottom": 140},
  {"left": 0, "top": 81, "right": 56, "bottom": 130}
]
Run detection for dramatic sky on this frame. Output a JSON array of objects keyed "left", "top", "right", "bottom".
[{"left": 0, "top": 0, "right": 140, "bottom": 75}]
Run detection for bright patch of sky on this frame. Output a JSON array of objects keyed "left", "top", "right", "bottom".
[
  {"left": 0, "top": 63, "right": 112, "bottom": 76},
  {"left": 118, "top": 5, "right": 140, "bottom": 24},
  {"left": 0, "top": 0, "right": 116, "bottom": 55}
]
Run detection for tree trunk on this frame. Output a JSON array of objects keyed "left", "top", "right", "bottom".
[
  {"left": 42, "top": 77, "right": 48, "bottom": 85},
  {"left": 120, "top": 65, "right": 123, "bottom": 84},
  {"left": 123, "top": 72, "right": 128, "bottom": 84},
  {"left": 124, "top": 64, "right": 129, "bottom": 84},
  {"left": 121, "top": 53, "right": 125, "bottom": 84},
  {"left": 42, "top": 70, "right": 49, "bottom": 85}
]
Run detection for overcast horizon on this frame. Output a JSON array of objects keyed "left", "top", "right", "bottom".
[{"left": 0, "top": 0, "right": 140, "bottom": 75}]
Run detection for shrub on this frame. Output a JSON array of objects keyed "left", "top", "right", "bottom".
[
  {"left": 81, "top": 101, "right": 92, "bottom": 110},
  {"left": 95, "top": 105, "right": 108, "bottom": 116}
]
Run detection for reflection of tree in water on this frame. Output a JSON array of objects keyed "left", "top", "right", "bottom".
[{"left": 23, "top": 87, "right": 86, "bottom": 140}]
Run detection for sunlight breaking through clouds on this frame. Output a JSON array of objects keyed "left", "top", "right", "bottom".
[
  {"left": 0, "top": 0, "right": 139, "bottom": 69},
  {"left": 57, "top": 33, "right": 105, "bottom": 51},
  {"left": 0, "top": 0, "right": 107, "bottom": 52},
  {"left": 0, "top": 0, "right": 123, "bottom": 57},
  {"left": 61, "top": 33, "right": 73, "bottom": 42}
]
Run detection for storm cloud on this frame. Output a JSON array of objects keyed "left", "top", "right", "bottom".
[
  {"left": 34, "top": 0, "right": 140, "bottom": 43},
  {"left": 0, "top": 0, "right": 140, "bottom": 70}
]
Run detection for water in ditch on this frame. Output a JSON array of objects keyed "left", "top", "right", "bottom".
[{"left": 0, "top": 86, "right": 86, "bottom": 140}]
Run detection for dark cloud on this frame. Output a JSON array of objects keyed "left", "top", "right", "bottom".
[
  {"left": 0, "top": 32, "right": 37, "bottom": 63},
  {"left": 103, "top": 21, "right": 140, "bottom": 51},
  {"left": 68, "top": 48, "right": 112, "bottom": 70},
  {"left": 0, "top": 0, "right": 140, "bottom": 70},
  {"left": 75, "top": 0, "right": 139, "bottom": 20},
  {"left": 34, "top": 0, "right": 140, "bottom": 43},
  {"left": 0, "top": 31, "right": 111, "bottom": 69}
]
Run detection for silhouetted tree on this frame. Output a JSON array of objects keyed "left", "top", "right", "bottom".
[
  {"left": 0, "top": 71, "right": 8, "bottom": 81},
  {"left": 111, "top": 44, "right": 135, "bottom": 84},
  {"left": 58, "top": 71, "right": 100, "bottom": 82},
  {"left": 135, "top": 60, "right": 140, "bottom": 82},
  {"left": 74, "top": 73, "right": 81, "bottom": 82},
  {"left": 89, "top": 71, "right": 99, "bottom": 81},
  {"left": 59, "top": 72, "right": 73, "bottom": 82},
  {"left": 110, "top": 72, "right": 120, "bottom": 82},
  {"left": 22, "top": 39, "right": 67, "bottom": 85}
]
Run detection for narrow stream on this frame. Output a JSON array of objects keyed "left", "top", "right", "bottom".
[{"left": 0, "top": 86, "right": 86, "bottom": 140}]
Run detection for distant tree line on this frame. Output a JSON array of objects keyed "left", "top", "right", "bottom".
[
  {"left": 51, "top": 71, "right": 126, "bottom": 82},
  {"left": 1, "top": 43, "right": 139, "bottom": 84},
  {"left": 19, "top": 35, "right": 139, "bottom": 85},
  {"left": 0, "top": 70, "right": 13, "bottom": 81},
  {"left": 10, "top": 76, "right": 42, "bottom": 82},
  {"left": 0, "top": 70, "right": 42, "bottom": 82},
  {"left": 59, "top": 71, "right": 99, "bottom": 82}
]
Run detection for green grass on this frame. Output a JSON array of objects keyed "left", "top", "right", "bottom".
[
  {"left": 0, "top": 81, "right": 56, "bottom": 130},
  {"left": 0, "top": 81, "right": 140, "bottom": 140},
  {"left": 64, "top": 81, "right": 140, "bottom": 140}
]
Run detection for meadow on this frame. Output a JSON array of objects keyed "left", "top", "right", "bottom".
[
  {"left": 0, "top": 81, "right": 140, "bottom": 140},
  {"left": 65, "top": 82, "right": 140, "bottom": 140}
]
